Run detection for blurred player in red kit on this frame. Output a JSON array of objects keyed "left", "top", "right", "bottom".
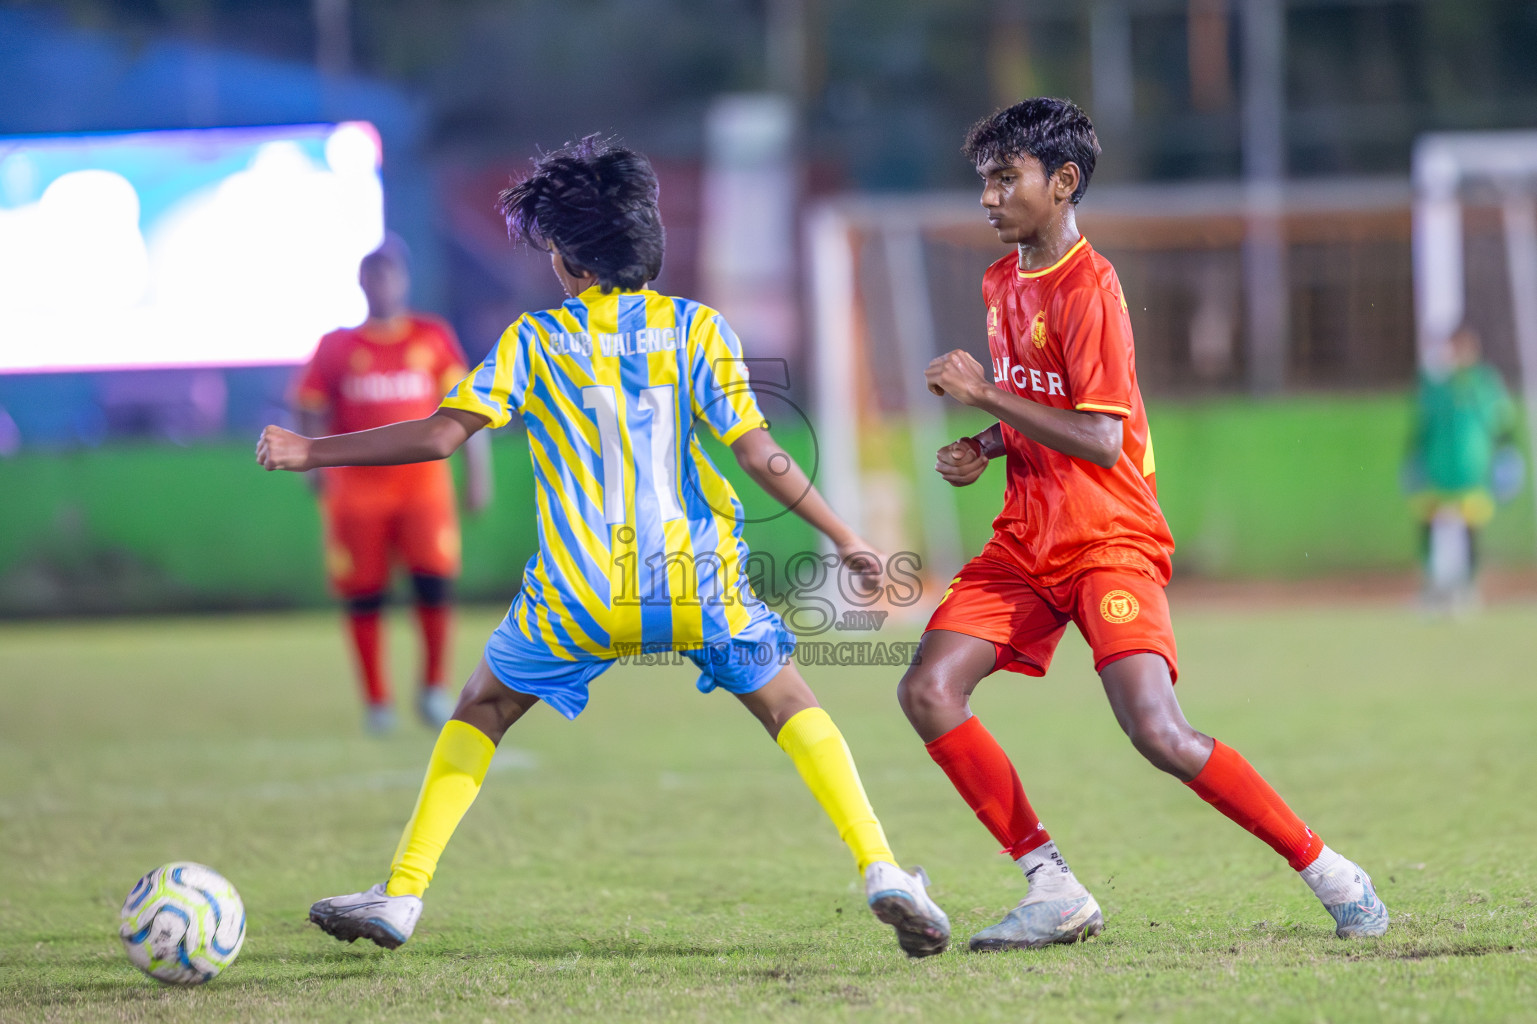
[
  {"left": 294, "top": 236, "right": 492, "bottom": 733},
  {"left": 904, "top": 98, "right": 1389, "bottom": 949}
]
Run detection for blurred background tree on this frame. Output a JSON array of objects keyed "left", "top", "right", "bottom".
[{"left": 11, "top": 0, "right": 1537, "bottom": 187}]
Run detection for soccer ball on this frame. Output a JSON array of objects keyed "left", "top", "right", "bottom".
[{"left": 119, "top": 862, "right": 245, "bottom": 985}]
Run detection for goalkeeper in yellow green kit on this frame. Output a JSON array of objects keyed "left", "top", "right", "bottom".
[
  {"left": 256, "top": 137, "right": 950, "bottom": 958},
  {"left": 1405, "top": 325, "right": 1521, "bottom": 610}
]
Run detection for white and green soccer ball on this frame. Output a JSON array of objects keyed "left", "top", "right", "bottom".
[{"left": 119, "top": 862, "right": 245, "bottom": 985}]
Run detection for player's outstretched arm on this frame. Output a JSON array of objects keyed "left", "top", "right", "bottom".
[
  {"left": 256, "top": 408, "right": 489, "bottom": 473},
  {"left": 295, "top": 408, "right": 330, "bottom": 494},
  {"left": 461, "top": 429, "right": 495, "bottom": 514},
  {"left": 925, "top": 349, "right": 1122, "bottom": 469},
  {"left": 730, "top": 425, "right": 879, "bottom": 571}
]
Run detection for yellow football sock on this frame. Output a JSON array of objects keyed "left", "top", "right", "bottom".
[
  {"left": 386, "top": 720, "right": 496, "bottom": 898},
  {"left": 776, "top": 706, "right": 895, "bottom": 873}
]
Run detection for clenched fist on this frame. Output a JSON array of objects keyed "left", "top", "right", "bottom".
[
  {"left": 256, "top": 425, "right": 314, "bottom": 472},
  {"left": 925, "top": 349, "right": 992, "bottom": 406},
  {"left": 936, "top": 436, "right": 989, "bottom": 487},
  {"left": 834, "top": 533, "right": 885, "bottom": 577}
]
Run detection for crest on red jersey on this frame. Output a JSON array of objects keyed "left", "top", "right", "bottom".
[
  {"left": 987, "top": 304, "right": 1000, "bottom": 337},
  {"left": 406, "top": 343, "right": 434, "bottom": 371},
  {"left": 1030, "top": 310, "right": 1047, "bottom": 348}
]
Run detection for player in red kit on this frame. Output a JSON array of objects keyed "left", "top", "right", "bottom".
[
  {"left": 294, "top": 237, "right": 492, "bottom": 733},
  {"left": 901, "top": 98, "right": 1388, "bottom": 949}
]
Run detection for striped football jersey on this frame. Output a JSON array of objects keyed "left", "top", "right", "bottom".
[{"left": 441, "top": 285, "right": 769, "bottom": 657}]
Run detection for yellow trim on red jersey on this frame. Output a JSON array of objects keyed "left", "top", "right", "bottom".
[
  {"left": 355, "top": 317, "right": 416, "bottom": 345},
  {"left": 1016, "top": 236, "right": 1088, "bottom": 279},
  {"left": 1075, "top": 400, "right": 1132, "bottom": 417}
]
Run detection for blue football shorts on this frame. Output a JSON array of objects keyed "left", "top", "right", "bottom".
[{"left": 481, "top": 596, "right": 797, "bottom": 720}]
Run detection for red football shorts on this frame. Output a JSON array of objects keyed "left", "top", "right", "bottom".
[
  {"left": 321, "top": 472, "right": 460, "bottom": 597},
  {"left": 926, "top": 555, "right": 1178, "bottom": 681}
]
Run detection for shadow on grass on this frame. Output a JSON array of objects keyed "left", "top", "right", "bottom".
[
  {"left": 429, "top": 939, "right": 784, "bottom": 961},
  {"left": 1340, "top": 941, "right": 1517, "bottom": 961},
  {"left": 18, "top": 959, "right": 394, "bottom": 998},
  {"left": 219, "top": 935, "right": 809, "bottom": 966}
]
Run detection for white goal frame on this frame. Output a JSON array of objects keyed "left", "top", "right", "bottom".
[
  {"left": 1414, "top": 131, "right": 1537, "bottom": 555},
  {"left": 804, "top": 178, "right": 1444, "bottom": 579}
]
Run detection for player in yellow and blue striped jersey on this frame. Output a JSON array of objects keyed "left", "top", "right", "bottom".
[
  {"left": 439, "top": 258, "right": 790, "bottom": 710},
  {"left": 257, "top": 137, "right": 950, "bottom": 958}
]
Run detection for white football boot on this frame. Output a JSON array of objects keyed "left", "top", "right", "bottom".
[
  {"left": 364, "top": 705, "right": 397, "bottom": 736},
  {"left": 865, "top": 862, "right": 951, "bottom": 958},
  {"left": 1323, "top": 869, "right": 1390, "bottom": 938},
  {"left": 969, "top": 846, "right": 1103, "bottom": 952},
  {"left": 309, "top": 883, "right": 421, "bottom": 949},
  {"left": 969, "top": 884, "right": 1103, "bottom": 951},
  {"left": 1302, "top": 847, "right": 1390, "bottom": 938},
  {"left": 416, "top": 688, "right": 454, "bottom": 730}
]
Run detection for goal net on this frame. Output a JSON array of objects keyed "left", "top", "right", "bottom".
[
  {"left": 1414, "top": 130, "right": 1537, "bottom": 521},
  {"left": 804, "top": 176, "right": 1436, "bottom": 593}
]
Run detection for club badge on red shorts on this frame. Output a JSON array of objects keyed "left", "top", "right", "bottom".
[{"left": 1100, "top": 590, "right": 1140, "bottom": 624}]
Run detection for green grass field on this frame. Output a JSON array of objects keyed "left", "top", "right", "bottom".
[{"left": 3, "top": 601, "right": 1535, "bottom": 1022}]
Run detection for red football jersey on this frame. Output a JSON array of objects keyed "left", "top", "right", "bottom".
[
  {"left": 293, "top": 314, "right": 468, "bottom": 492},
  {"left": 978, "top": 237, "right": 1174, "bottom": 586}
]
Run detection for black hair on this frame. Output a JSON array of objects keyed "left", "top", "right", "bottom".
[
  {"left": 360, "top": 232, "right": 410, "bottom": 271},
  {"left": 498, "top": 135, "right": 664, "bottom": 291},
  {"left": 962, "top": 98, "right": 1100, "bottom": 204}
]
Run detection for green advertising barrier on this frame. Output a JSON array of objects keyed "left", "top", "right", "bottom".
[
  {"left": 1150, "top": 394, "right": 1532, "bottom": 578},
  {"left": 0, "top": 393, "right": 1530, "bottom": 615}
]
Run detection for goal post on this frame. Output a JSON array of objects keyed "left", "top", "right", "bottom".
[
  {"left": 1413, "top": 131, "right": 1537, "bottom": 559},
  {"left": 803, "top": 177, "right": 1438, "bottom": 586},
  {"left": 806, "top": 193, "right": 986, "bottom": 603}
]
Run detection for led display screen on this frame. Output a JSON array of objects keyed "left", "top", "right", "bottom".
[{"left": 0, "top": 122, "right": 385, "bottom": 373}]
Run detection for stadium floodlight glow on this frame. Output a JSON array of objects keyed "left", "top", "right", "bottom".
[{"left": 0, "top": 122, "right": 386, "bottom": 374}]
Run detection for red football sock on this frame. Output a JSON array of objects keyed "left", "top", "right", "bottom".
[
  {"left": 346, "top": 610, "right": 389, "bottom": 706},
  {"left": 1186, "top": 740, "right": 1325, "bottom": 870},
  {"left": 925, "top": 716, "right": 1050, "bottom": 858},
  {"left": 415, "top": 603, "right": 450, "bottom": 689}
]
